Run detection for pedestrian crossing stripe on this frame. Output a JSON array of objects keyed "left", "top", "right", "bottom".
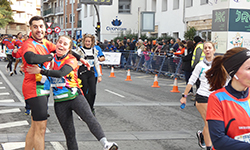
[
  {"left": 0, "top": 108, "right": 21, "bottom": 114},
  {"left": 0, "top": 92, "right": 9, "bottom": 95},
  {"left": 1, "top": 142, "right": 25, "bottom": 150},
  {"left": 0, "top": 121, "right": 29, "bottom": 129},
  {"left": 0, "top": 87, "right": 6, "bottom": 89},
  {"left": 0, "top": 99, "right": 15, "bottom": 102}
]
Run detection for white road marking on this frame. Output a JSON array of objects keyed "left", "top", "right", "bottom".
[
  {"left": 105, "top": 89, "right": 125, "bottom": 98},
  {"left": 2, "top": 142, "right": 25, "bottom": 150},
  {"left": 0, "top": 99, "right": 15, "bottom": 103},
  {"left": 46, "top": 128, "right": 65, "bottom": 150},
  {"left": 0, "top": 70, "right": 24, "bottom": 103},
  {"left": 0, "top": 87, "right": 6, "bottom": 89},
  {"left": 0, "top": 121, "right": 29, "bottom": 129},
  {"left": 0, "top": 82, "right": 2, "bottom": 84},
  {"left": 0, "top": 70, "right": 64, "bottom": 150},
  {"left": 0, "top": 108, "right": 21, "bottom": 114},
  {"left": 0, "top": 92, "right": 9, "bottom": 96}
]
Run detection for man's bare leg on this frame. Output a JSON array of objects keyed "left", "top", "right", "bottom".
[{"left": 25, "top": 117, "right": 47, "bottom": 150}]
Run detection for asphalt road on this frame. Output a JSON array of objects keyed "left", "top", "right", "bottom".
[{"left": 0, "top": 61, "right": 204, "bottom": 150}]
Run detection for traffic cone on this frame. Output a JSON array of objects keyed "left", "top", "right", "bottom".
[
  {"left": 170, "top": 78, "right": 180, "bottom": 93},
  {"left": 125, "top": 69, "right": 132, "bottom": 81},
  {"left": 109, "top": 67, "right": 116, "bottom": 77},
  {"left": 151, "top": 74, "right": 160, "bottom": 88},
  {"left": 99, "top": 64, "right": 103, "bottom": 75}
]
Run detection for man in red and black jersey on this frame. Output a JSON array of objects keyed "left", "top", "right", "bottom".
[
  {"left": 20, "top": 16, "right": 55, "bottom": 150},
  {"left": 13, "top": 32, "right": 24, "bottom": 75}
]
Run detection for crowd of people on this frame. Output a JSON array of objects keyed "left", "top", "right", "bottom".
[{"left": 1, "top": 15, "right": 250, "bottom": 150}]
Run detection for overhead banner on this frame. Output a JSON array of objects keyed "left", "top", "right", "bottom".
[
  {"left": 79, "top": 0, "right": 112, "bottom": 5},
  {"left": 100, "top": 52, "right": 121, "bottom": 65}
]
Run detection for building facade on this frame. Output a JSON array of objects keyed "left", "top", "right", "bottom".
[
  {"left": 0, "top": 0, "right": 41, "bottom": 36},
  {"left": 41, "top": 0, "right": 215, "bottom": 42}
]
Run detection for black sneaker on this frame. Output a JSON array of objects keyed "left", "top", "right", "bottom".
[
  {"left": 196, "top": 130, "right": 206, "bottom": 149},
  {"left": 14, "top": 70, "right": 17, "bottom": 75},
  {"left": 20, "top": 70, "right": 24, "bottom": 75}
]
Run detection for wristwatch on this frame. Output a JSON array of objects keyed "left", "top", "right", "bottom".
[{"left": 182, "top": 94, "right": 187, "bottom": 98}]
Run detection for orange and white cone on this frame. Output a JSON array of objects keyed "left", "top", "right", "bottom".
[
  {"left": 99, "top": 64, "right": 103, "bottom": 75},
  {"left": 170, "top": 78, "right": 180, "bottom": 93},
  {"left": 109, "top": 67, "right": 116, "bottom": 78},
  {"left": 125, "top": 69, "right": 132, "bottom": 81},
  {"left": 151, "top": 74, "right": 160, "bottom": 88}
]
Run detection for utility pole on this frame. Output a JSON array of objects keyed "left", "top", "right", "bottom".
[
  {"left": 64, "top": 0, "right": 67, "bottom": 35},
  {"left": 71, "top": 0, "right": 74, "bottom": 38},
  {"left": 94, "top": 4, "right": 100, "bottom": 41}
]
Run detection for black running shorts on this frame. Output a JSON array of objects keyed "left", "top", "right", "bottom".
[
  {"left": 26, "top": 96, "right": 48, "bottom": 121},
  {"left": 195, "top": 94, "right": 208, "bottom": 103}
]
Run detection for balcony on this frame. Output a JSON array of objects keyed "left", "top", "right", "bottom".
[
  {"left": 11, "top": 3, "right": 26, "bottom": 12},
  {"left": 77, "top": 20, "right": 82, "bottom": 28},
  {"left": 77, "top": 3, "right": 82, "bottom": 11},
  {"left": 43, "top": 8, "right": 55, "bottom": 17},
  {"left": 55, "top": 7, "right": 63, "bottom": 15}
]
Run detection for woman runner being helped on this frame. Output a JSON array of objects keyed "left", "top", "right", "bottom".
[
  {"left": 26, "top": 35, "right": 118, "bottom": 150},
  {"left": 206, "top": 47, "right": 250, "bottom": 150}
]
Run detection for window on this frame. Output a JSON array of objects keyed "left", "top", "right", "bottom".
[
  {"left": 60, "top": 16, "right": 63, "bottom": 24},
  {"left": 152, "top": 0, "right": 156, "bottom": 12},
  {"left": 70, "top": 14, "right": 75, "bottom": 23},
  {"left": 162, "top": 0, "right": 168, "bottom": 11},
  {"left": 201, "top": 0, "right": 208, "bottom": 5},
  {"left": 119, "top": 0, "right": 131, "bottom": 14},
  {"left": 90, "top": 5, "right": 93, "bottom": 16},
  {"left": 173, "top": 0, "right": 179, "bottom": 10},
  {"left": 186, "top": 0, "right": 193, "bottom": 8},
  {"left": 66, "top": 16, "right": 68, "bottom": 23},
  {"left": 84, "top": 4, "right": 87, "bottom": 17}
]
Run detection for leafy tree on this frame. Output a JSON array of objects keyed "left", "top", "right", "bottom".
[
  {"left": 0, "top": 0, "right": 14, "bottom": 28},
  {"left": 184, "top": 26, "right": 196, "bottom": 41}
]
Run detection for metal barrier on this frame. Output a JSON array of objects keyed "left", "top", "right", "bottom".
[{"left": 103, "top": 50, "right": 185, "bottom": 79}]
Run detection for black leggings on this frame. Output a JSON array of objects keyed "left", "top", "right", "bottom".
[
  {"left": 54, "top": 95, "right": 105, "bottom": 150},
  {"left": 78, "top": 71, "right": 97, "bottom": 111},
  {"left": 6, "top": 54, "right": 14, "bottom": 71}
]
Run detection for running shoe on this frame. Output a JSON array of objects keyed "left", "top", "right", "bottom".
[
  {"left": 103, "top": 142, "right": 118, "bottom": 150},
  {"left": 9, "top": 71, "right": 14, "bottom": 76},
  {"left": 196, "top": 130, "right": 206, "bottom": 149},
  {"left": 14, "top": 70, "right": 17, "bottom": 75},
  {"left": 20, "top": 70, "right": 24, "bottom": 75},
  {"left": 25, "top": 109, "right": 31, "bottom": 115},
  {"left": 5, "top": 65, "right": 8, "bottom": 72}
]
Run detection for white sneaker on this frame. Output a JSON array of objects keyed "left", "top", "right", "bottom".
[
  {"left": 9, "top": 71, "right": 14, "bottom": 76},
  {"left": 5, "top": 65, "right": 8, "bottom": 72},
  {"left": 103, "top": 142, "right": 118, "bottom": 150}
]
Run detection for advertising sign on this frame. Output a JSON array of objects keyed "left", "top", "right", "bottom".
[
  {"left": 141, "top": 12, "right": 155, "bottom": 32},
  {"left": 100, "top": 52, "right": 121, "bottom": 65},
  {"left": 229, "top": 9, "right": 250, "bottom": 32},
  {"left": 212, "top": 9, "right": 229, "bottom": 31}
]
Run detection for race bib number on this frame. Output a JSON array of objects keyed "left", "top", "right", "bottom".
[
  {"left": 87, "top": 59, "right": 94, "bottom": 67},
  {"left": 235, "top": 132, "right": 250, "bottom": 143},
  {"left": 50, "top": 77, "right": 66, "bottom": 87}
]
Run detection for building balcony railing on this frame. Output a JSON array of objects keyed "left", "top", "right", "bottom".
[
  {"left": 43, "top": 8, "right": 55, "bottom": 16},
  {"left": 77, "top": 3, "right": 82, "bottom": 11},
  {"left": 51, "top": 23, "right": 63, "bottom": 29},
  {"left": 55, "top": 7, "right": 64, "bottom": 15},
  {"left": 77, "top": 20, "right": 82, "bottom": 28}
]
